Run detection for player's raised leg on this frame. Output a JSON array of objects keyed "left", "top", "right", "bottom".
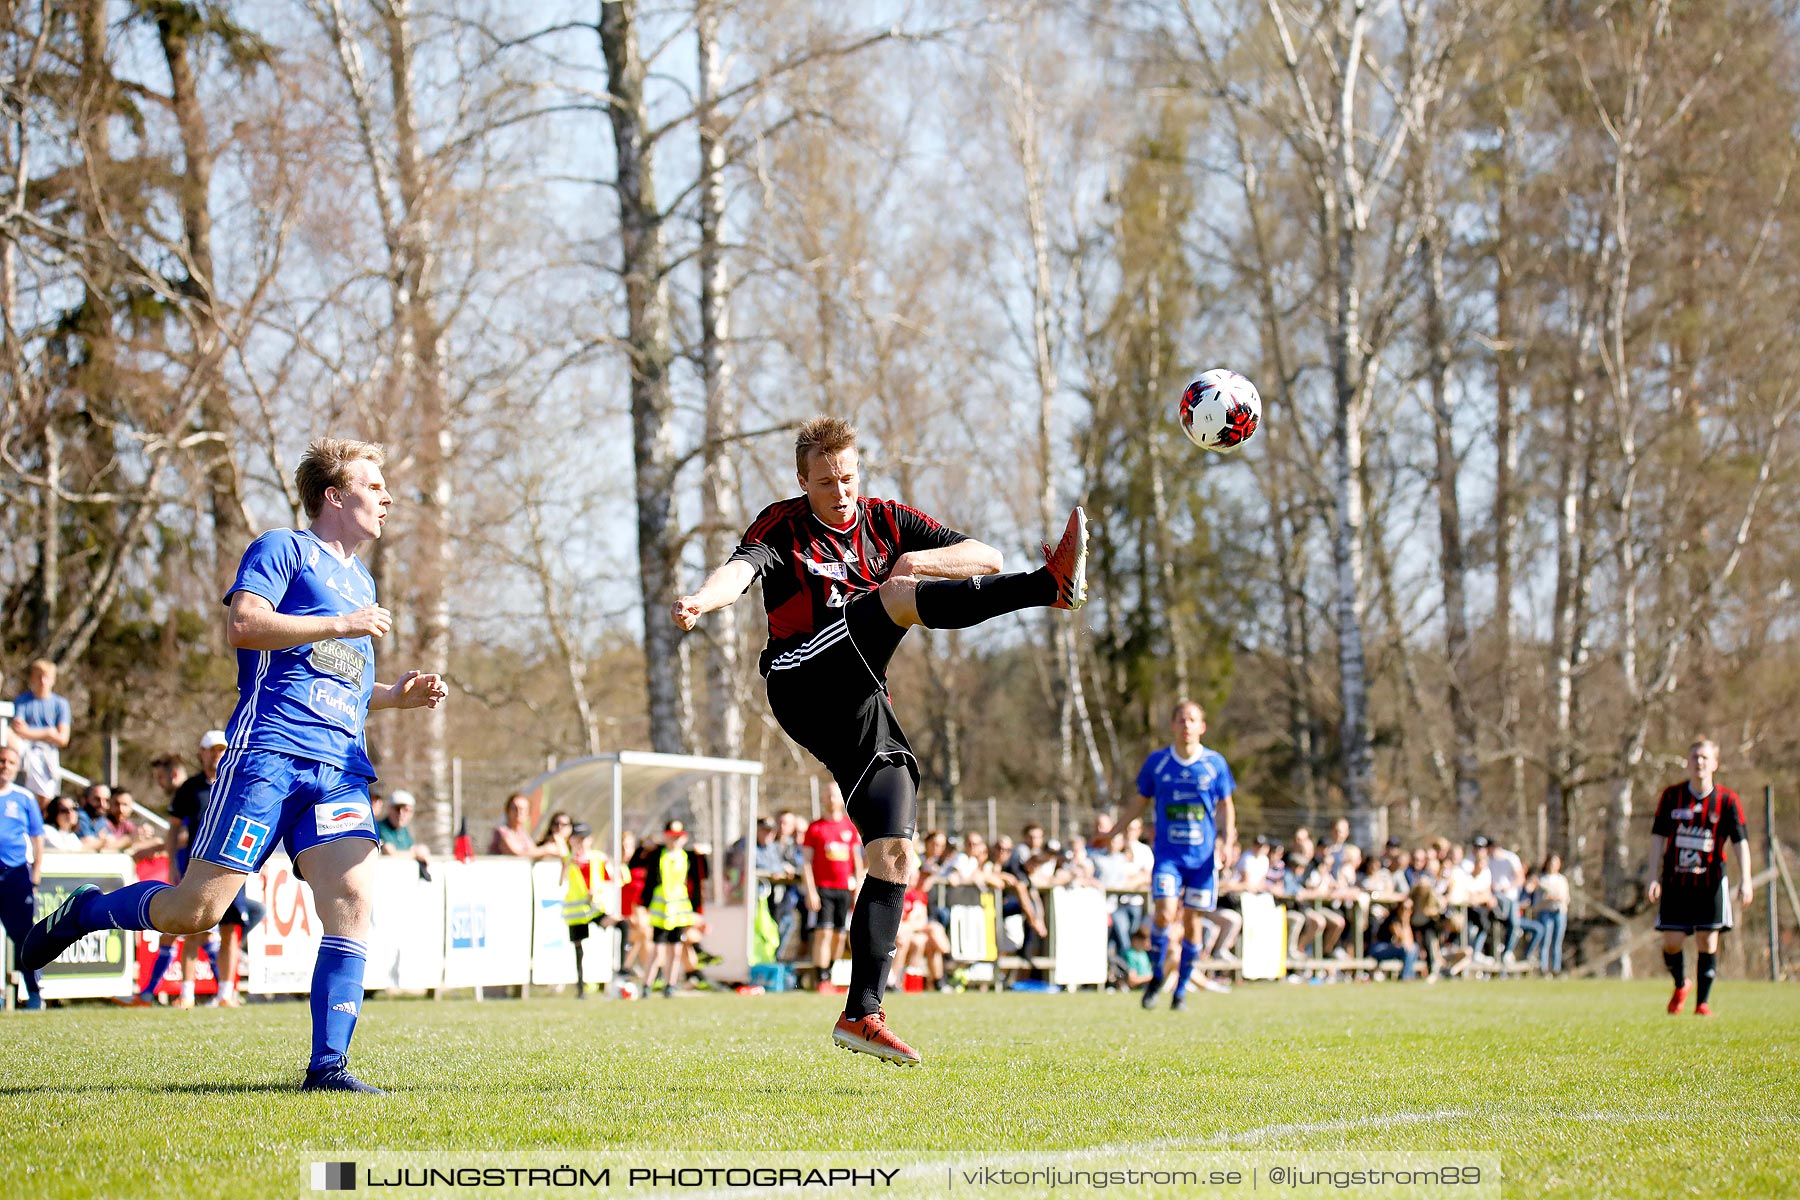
[{"left": 891, "top": 507, "right": 1088, "bottom": 631}]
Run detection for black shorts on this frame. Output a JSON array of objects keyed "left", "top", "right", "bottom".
[
  {"left": 218, "top": 892, "right": 266, "bottom": 930},
  {"left": 814, "top": 887, "right": 853, "bottom": 932},
  {"left": 1657, "top": 877, "right": 1733, "bottom": 932},
  {"left": 764, "top": 593, "right": 919, "bottom": 841},
  {"left": 569, "top": 918, "right": 612, "bottom": 943},
  {"left": 651, "top": 925, "right": 688, "bottom": 945}
]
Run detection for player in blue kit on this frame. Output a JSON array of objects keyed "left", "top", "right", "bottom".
[
  {"left": 19, "top": 439, "right": 446, "bottom": 1091},
  {"left": 1119, "top": 700, "right": 1236, "bottom": 1012}
]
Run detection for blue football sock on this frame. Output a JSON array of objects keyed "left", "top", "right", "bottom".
[
  {"left": 202, "top": 938, "right": 219, "bottom": 978},
  {"left": 142, "top": 946, "right": 176, "bottom": 998},
  {"left": 79, "top": 881, "right": 170, "bottom": 932},
  {"left": 1148, "top": 925, "right": 1170, "bottom": 986},
  {"left": 1172, "top": 940, "right": 1202, "bottom": 998},
  {"left": 310, "top": 936, "right": 368, "bottom": 1072}
]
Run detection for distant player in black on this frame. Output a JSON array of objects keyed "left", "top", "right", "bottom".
[
  {"left": 673, "top": 417, "right": 1088, "bottom": 1064},
  {"left": 1644, "top": 737, "right": 1754, "bottom": 1016}
]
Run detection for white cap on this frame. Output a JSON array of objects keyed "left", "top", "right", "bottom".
[
  {"left": 199, "top": 730, "right": 228, "bottom": 751},
  {"left": 389, "top": 789, "right": 417, "bottom": 808}
]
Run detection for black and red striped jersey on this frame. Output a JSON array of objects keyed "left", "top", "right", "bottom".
[
  {"left": 1651, "top": 783, "right": 1747, "bottom": 892},
  {"left": 730, "top": 495, "right": 967, "bottom": 674}
]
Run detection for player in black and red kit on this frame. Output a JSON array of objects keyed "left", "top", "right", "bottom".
[
  {"left": 1643, "top": 737, "right": 1755, "bottom": 1017},
  {"left": 673, "top": 417, "right": 1088, "bottom": 1064}
]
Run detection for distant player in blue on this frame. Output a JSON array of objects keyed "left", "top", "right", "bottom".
[
  {"left": 0, "top": 745, "right": 46, "bottom": 1010},
  {"left": 20, "top": 439, "right": 446, "bottom": 1091},
  {"left": 1119, "top": 700, "right": 1236, "bottom": 1012}
]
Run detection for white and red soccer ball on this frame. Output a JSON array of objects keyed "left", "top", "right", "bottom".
[{"left": 1179, "top": 369, "right": 1262, "bottom": 454}]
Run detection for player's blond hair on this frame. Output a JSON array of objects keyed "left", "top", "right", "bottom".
[
  {"left": 795, "top": 416, "right": 857, "bottom": 477},
  {"left": 296, "top": 438, "right": 386, "bottom": 519},
  {"left": 1171, "top": 698, "right": 1204, "bottom": 721},
  {"left": 1689, "top": 736, "right": 1719, "bottom": 757}
]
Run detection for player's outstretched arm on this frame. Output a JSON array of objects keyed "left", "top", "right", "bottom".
[
  {"left": 673, "top": 560, "right": 756, "bottom": 631},
  {"left": 893, "top": 540, "right": 1003, "bottom": 580},
  {"left": 370, "top": 670, "right": 448, "bottom": 712},
  {"left": 227, "top": 591, "right": 391, "bottom": 650}
]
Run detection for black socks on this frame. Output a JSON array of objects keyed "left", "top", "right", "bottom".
[
  {"left": 1696, "top": 951, "right": 1717, "bottom": 1004},
  {"left": 845, "top": 876, "right": 907, "bottom": 1020},
  {"left": 914, "top": 572, "right": 1056, "bottom": 630},
  {"left": 1664, "top": 949, "right": 1686, "bottom": 986}
]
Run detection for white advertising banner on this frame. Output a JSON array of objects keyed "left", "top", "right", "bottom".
[
  {"left": 440, "top": 859, "right": 533, "bottom": 989},
  {"left": 531, "top": 860, "right": 576, "bottom": 987},
  {"left": 364, "top": 858, "right": 446, "bottom": 992},
  {"left": 1049, "top": 886, "right": 1109, "bottom": 987},
  {"left": 246, "top": 854, "right": 323, "bottom": 994},
  {"left": 1238, "top": 892, "right": 1287, "bottom": 981}
]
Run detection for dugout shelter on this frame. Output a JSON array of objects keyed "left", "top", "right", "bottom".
[{"left": 514, "top": 752, "right": 764, "bottom": 982}]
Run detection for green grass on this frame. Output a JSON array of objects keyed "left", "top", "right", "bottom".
[{"left": 2, "top": 981, "right": 1797, "bottom": 1198}]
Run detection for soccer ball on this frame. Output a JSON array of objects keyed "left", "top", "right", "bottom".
[{"left": 1178, "top": 370, "right": 1262, "bottom": 453}]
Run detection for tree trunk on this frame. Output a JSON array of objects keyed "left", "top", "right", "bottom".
[
  {"left": 1420, "top": 207, "right": 1481, "bottom": 836},
  {"left": 696, "top": 0, "right": 742, "bottom": 766},
  {"left": 1491, "top": 109, "right": 1525, "bottom": 841},
  {"left": 600, "top": 0, "right": 686, "bottom": 754},
  {"left": 155, "top": 4, "right": 250, "bottom": 601}
]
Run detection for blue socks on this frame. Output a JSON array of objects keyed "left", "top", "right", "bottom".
[
  {"left": 202, "top": 938, "right": 218, "bottom": 978},
  {"left": 142, "top": 945, "right": 176, "bottom": 998},
  {"left": 80, "top": 881, "right": 171, "bottom": 932},
  {"left": 1148, "top": 925, "right": 1170, "bottom": 987},
  {"left": 310, "top": 936, "right": 368, "bottom": 1072},
  {"left": 1172, "top": 940, "right": 1201, "bottom": 998}
]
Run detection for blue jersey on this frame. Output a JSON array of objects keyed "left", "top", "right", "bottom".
[
  {"left": 0, "top": 783, "right": 43, "bottom": 868},
  {"left": 1136, "top": 745, "right": 1234, "bottom": 869},
  {"left": 222, "top": 529, "right": 378, "bottom": 778},
  {"left": 12, "top": 692, "right": 70, "bottom": 734}
]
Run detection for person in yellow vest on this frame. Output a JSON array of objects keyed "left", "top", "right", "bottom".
[
  {"left": 644, "top": 819, "right": 699, "bottom": 998},
  {"left": 559, "top": 822, "right": 619, "bottom": 999}
]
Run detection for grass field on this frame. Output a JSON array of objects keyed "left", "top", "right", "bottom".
[{"left": 2, "top": 980, "right": 1797, "bottom": 1199}]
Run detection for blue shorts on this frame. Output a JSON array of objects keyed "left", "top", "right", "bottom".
[
  {"left": 190, "top": 747, "right": 378, "bottom": 874},
  {"left": 1152, "top": 858, "right": 1217, "bottom": 911}
]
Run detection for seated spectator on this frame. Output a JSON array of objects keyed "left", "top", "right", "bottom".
[
  {"left": 1368, "top": 893, "right": 1420, "bottom": 980},
  {"left": 1092, "top": 829, "right": 1149, "bottom": 963},
  {"left": 947, "top": 831, "right": 994, "bottom": 887},
  {"left": 77, "top": 783, "right": 114, "bottom": 847},
  {"left": 490, "top": 793, "right": 558, "bottom": 858},
  {"left": 892, "top": 867, "right": 951, "bottom": 992},
  {"left": 1090, "top": 811, "right": 1116, "bottom": 850},
  {"left": 41, "top": 797, "right": 85, "bottom": 851},
  {"left": 1058, "top": 837, "right": 1101, "bottom": 890},
  {"left": 916, "top": 829, "right": 953, "bottom": 888},
  {"left": 1511, "top": 867, "right": 1548, "bottom": 969},
  {"left": 378, "top": 790, "right": 432, "bottom": 875},
  {"left": 1408, "top": 877, "right": 1447, "bottom": 975},
  {"left": 1004, "top": 824, "right": 1047, "bottom": 878},
  {"left": 104, "top": 790, "right": 162, "bottom": 859},
  {"left": 1447, "top": 841, "right": 1496, "bottom": 957}
]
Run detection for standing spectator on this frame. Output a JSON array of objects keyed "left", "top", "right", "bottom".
[
  {"left": 1535, "top": 854, "right": 1571, "bottom": 976},
  {"left": 560, "top": 822, "right": 618, "bottom": 998},
  {"left": 771, "top": 811, "right": 806, "bottom": 959},
  {"left": 41, "top": 799, "right": 85, "bottom": 851},
  {"left": 750, "top": 817, "right": 796, "bottom": 958},
  {"left": 77, "top": 783, "right": 114, "bottom": 847},
  {"left": 642, "top": 820, "right": 699, "bottom": 998},
  {"left": 1321, "top": 818, "right": 1352, "bottom": 876},
  {"left": 490, "top": 793, "right": 558, "bottom": 858},
  {"left": 802, "top": 785, "right": 863, "bottom": 992},
  {"left": 11, "top": 660, "right": 71, "bottom": 808},
  {"left": 1004, "top": 824, "right": 1047, "bottom": 878},
  {"left": 164, "top": 732, "right": 229, "bottom": 1008},
  {"left": 619, "top": 830, "right": 650, "bottom": 979},
  {"left": 0, "top": 745, "right": 45, "bottom": 1008},
  {"left": 538, "top": 811, "right": 574, "bottom": 860},
  {"left": 377, "top": 790, "right": 432, "bottom": 876},
  {"left": 1486, "top": 836, "right": 1525, "bottom": 964}
]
